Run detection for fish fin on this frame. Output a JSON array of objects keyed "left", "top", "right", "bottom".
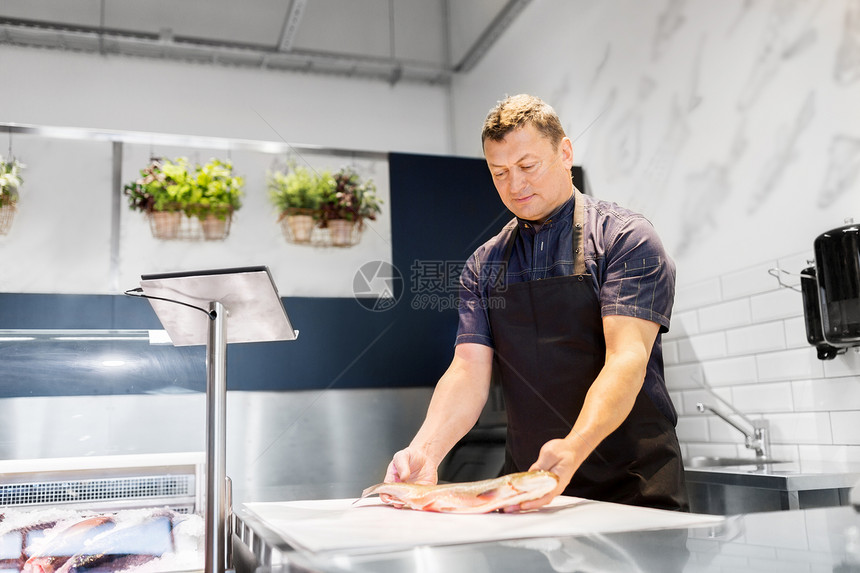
[
  {"left": 475, "top": 487, "right": 503, "bottom": 501},
  {"left": 422, "top": 500, "right": 493, "bottom": 514},
  {"left": 359, "top": 483, "right": 384, "bottom": 499},
  {"left": 360, "top": 483, "right": 388, "bottom": 498},
  {"left": 421, "top": 500, "right": 450, "bottom": 513}
]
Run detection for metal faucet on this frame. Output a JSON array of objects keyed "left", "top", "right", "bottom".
[{"left": 696, "top": 401, "right": 770, "bottom": 458}]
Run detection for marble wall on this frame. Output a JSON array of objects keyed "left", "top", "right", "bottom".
[
  {"left": 451, "top": 0, "right": 860, "bottom": 461},
  {"left": 452, "top": 0, "right": 859, "bottom": 282}
]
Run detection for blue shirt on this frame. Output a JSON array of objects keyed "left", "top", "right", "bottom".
[{"left": 455, "top": 192, "right": 678, "bottom": 423}]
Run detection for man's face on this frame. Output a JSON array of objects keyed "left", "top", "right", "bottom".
[{"left": 484, "top": 124, "right": 574, "bottom": 222}]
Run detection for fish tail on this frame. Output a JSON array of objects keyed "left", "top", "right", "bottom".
[{"left": 360, "top": 483, "right": 384, "bottom": 498}]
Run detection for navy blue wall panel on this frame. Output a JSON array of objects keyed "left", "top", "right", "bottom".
[
  {"left": 387, "top": 152, "right": 506, "bottom": 382},
  {"left": 0, "top": 152, "right": 504, "bottom": 396}
]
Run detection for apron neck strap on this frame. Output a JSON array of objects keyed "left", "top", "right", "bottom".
[
  {"left": 502, "top": 225, "right": 519, "bottom": 264},
  {"left": 501, "top": 187, "right": 587, "bottom": 274},
  {"left": 572, "top": 186, "right": 586, "bottom": 275}
]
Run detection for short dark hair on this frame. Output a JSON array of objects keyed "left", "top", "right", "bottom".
[{"left": 481, "top": 94, "right": 566, "bottom": 149}]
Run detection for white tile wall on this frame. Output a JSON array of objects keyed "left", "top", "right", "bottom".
[
  {"left": 684, "top": 442, "right": 741, "bottom": 459},
  {"left": 792, "top": 377, "right": 860, "bottom": 412},
  {"left": 707, "top": 415, "right": 752, "bottom": 443},
  {"left": 731, "top": 382, "right": 794, "bottom": 413},
  {"left": 783, "top": 317, "right": 809, "bottom": 349},
  {"left": 765, "top": 444, "right": 800, "bottom": 462},
  {"left": 721, "top": 263, "right": 779, "bottom": 300},
  {"left": 678, "top": 331, "right": 727, "bottom": 362},
  {"left": 768, "top": 412, "right": 833, "bottom": 445},
  {"left": 830, "top": 412, "right": 860, "bottom": 445},
  {"left": 674, "top": 279, "right": 721, "bottom": 313},
  {"left": 679, "top": 388, "right": 733, "bottom": 416},
  {"left": 797, "top": 445, "right": 860, "bottom": 462},
  {"left": 668, "top": 391, "right": 684, "bottom": 414},
  {"left": 664, "top": 362, "right": 703, "bottom": 391},
  {"left": 675, "top": 416, "right": 709, "bottom": 442},
  {"left": 823, "top": 349, "right": 860, "bottom": 378},
  {"left": 750, "top": 288, "right": 804, "bottom": 323},
  {"left": 756, "top": 348, "right": 825, "bottom": 382},
  {"left": 667, "top": 310, "right": 700, "bottom": 339},
  {"left": 698, "top": 298, "right": 751, "bottom": 332},
  {"left": 726, "top": 322, "right": 786, "bottom": 356},
  {"left": 701, "top": 356, "right": 758, "bottom": 387},
  {"left": 670, "top": 252, "right": 860, "bottom": 462},
  {"left": 662, "top": 339, "right": 679, "bottom": 365}
]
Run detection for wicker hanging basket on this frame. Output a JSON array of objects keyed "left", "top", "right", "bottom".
[
  {"left": 278, "top": 212, "right": 364, "bottom": 247},
  {"left": 147, "top": 209, "right": 233, "bottom": 241},
  {"left": 148, "top": 211, "right": 182, "bottom": 240},
  {"left": 278, "top": 209, "right": 316, "bottom": 244},
  {"left": 327, "top": 219, "right": 356, "bottom": 247},
  {"left": 200, "top": 214, "right": 232, "bottom": 241},
  {"left": 0, "top": 202, "right": 17, "bottom": 236}
]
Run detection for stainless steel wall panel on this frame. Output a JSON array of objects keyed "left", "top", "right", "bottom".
[{"left": 0, "top": 387, "right": 432, "bottom": 507}]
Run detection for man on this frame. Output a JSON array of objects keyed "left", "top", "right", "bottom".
[{"left": 385, "top": 94, "right": 688, "bottom": 511}]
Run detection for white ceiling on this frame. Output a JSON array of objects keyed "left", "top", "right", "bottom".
[{"left": 0, "top": 0, "right": 532, "bottom": 84}]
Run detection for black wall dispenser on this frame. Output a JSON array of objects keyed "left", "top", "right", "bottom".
[
  {"left": 802, "top": 219, "right": 860, "bottom": 360},
  {"left": 771, "top": 218, "right": 860, "bottom": 360}
]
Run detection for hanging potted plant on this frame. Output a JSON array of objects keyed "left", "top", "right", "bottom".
[
  {"left": 185, "top": 158, "right": 244, "bottom": 241},
  {"left": 0, "top": 155, "right": 24, "bottom": 236},
  {"left": 124, "top": 157, "right": 191, "bottom": 239},
  {"left": 268, "top": 164, "right": 328, "bottom": 244},
  {"left": 124, "top": 157, "right": 243, "bottom": 241},
  {"left": 319, "top": 167, "right": 382, "bottom": 247}
]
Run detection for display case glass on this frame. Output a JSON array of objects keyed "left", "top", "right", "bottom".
[
  {"left": 0, "top": 329, "right": 205, "bottom": 398},
  {"left": 0, "top": 329, "right": 206, "bottom": 572}
]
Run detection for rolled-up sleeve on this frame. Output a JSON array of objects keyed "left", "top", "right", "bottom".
[
  {"left": 455, "top": 252, "right": 495, "bottom": 347},
  {"left": 598, "top": 217, "right": 676, "bottom": 333}
]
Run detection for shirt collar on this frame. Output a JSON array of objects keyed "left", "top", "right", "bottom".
[{"left": 516, "top": 193, "right": 575, "bottom": 233}]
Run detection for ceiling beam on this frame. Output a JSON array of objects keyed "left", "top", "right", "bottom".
[
  {"left": 277, "top": 0, "right": 308, "bottom": 52},
  {"left": 0, "top": 17, "right": 451, "bottom": 85},
  {"left": 454, "top": 0, "right": 533, "bottom": 73},
  {"left": 0, "top": 0, "right": 532, "bottom": 85}
]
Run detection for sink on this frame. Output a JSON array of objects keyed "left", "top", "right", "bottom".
[
  {"left": 684, "top": 458, "right": 857, "bottom": 515},
  {"left": 685, "top": 456, "right": 789, "bottom": 468}
]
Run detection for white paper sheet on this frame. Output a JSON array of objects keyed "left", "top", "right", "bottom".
[{"left": 242, "top": 496, "right": 724, "bottom": 554}]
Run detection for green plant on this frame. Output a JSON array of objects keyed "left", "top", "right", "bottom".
[
  {"left": 186, "top": 159, "right": 244, "bottom": 221},
  {"left": 124, "top": 157, "right": 192, "bottom": 214},
  {"left": 319, "top": 167, "right": 382, "bottom": 226},
  {"left": 124, "top": 157, "right": 244, "bottom": 220},
  {"left": 0, "top": 156, "right": 25, "bottom": 206},
  {"left": 267, "top": 164, "right": 330, "bottom": 215}
]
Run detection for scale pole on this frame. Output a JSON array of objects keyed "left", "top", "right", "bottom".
[{"left": 205, "top": 301, "right": 228, "bottom": 573}]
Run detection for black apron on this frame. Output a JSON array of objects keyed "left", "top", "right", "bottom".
[{"left": 488, "top": 189, "right": 688, "bottom": 511}]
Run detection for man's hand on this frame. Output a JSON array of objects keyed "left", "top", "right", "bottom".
[
  {"left": 382, "top": 448, "right": 437, "bottom": 509},
  {"left": 384, "top": 448, "right": 437, "bottom": 485},
  {"left": 502, "top": 436, "right": 584, "bottom": 512}
]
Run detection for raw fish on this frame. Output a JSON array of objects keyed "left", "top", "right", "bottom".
[{"left": 360, "top": 470, "right": 559, "bottom": 514}]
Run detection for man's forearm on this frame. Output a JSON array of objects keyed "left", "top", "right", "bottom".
[
  {"left": 567, "top": 348, "right": 648, "bottom": 457},
  {"left": 409, "top": 344, "right": 493, "bottom": 467},
  {"left": 567, "top": 315, "right": 659, "bottom": 458}
]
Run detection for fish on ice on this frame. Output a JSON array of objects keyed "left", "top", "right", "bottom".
[{"left": 360, "top": 470, "right": 559, "bottom": 514}]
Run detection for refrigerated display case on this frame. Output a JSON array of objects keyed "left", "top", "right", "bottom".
[{"left": 0, "top": 329, "right": 207, "bottom": 572}]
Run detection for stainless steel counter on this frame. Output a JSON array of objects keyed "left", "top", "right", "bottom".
[
  {"left": 685, "top": 459, "right": 860, "bottom": 514},
  {"left": 232, "top": 504, "right": 860, "bottom": 572},
  {"left": 685, "top": 460, "right": 860, "bottom": 490}
]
